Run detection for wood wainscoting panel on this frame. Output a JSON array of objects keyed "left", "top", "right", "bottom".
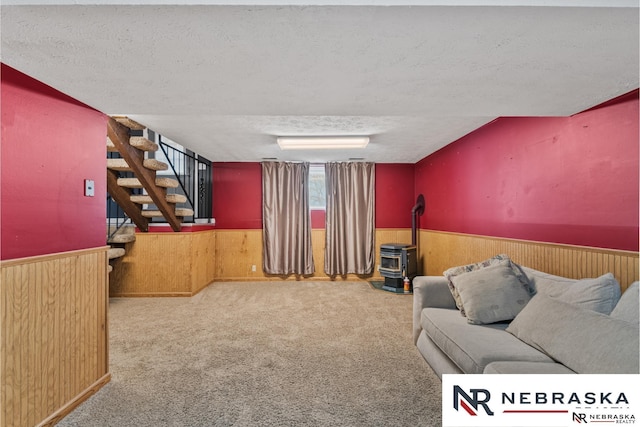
[
  {"left": 214, "top": 228, "right": 412, "bottom": 281},
  {"left": 0, "top": 247, "right": 109, "bottom": 427},
  {"left": 419, "top": 230, "right": 639, "bottom": 291},
  {"left": 214, "top": 230, "right": 264, "bottom": 281},
  {"left": 190, "top": 231, "right": 217, "bottom": 295},
  {"left": 109, "top": 230, "right": 216, "bottom": 297}
]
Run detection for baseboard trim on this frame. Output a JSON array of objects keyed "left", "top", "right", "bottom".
[
  {"left": 37, "top": 373, "right": 111, "bottom": 427},
  {"left": 110, "top": 291, "right": 193, "bottom": 297}
]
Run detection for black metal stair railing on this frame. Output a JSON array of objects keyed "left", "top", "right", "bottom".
[
  {"left": 158, "top": 136, "right": 213, "bottom": 222},
  {"left": 107, "top": 194, "right": 129, "bottom": 241},
  {"left": 107, "top": 151, "right": 136, "bottom": 240}
]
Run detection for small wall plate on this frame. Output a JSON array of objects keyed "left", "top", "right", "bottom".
[{"left": 85, "top": 179, "right": 95, "bottom": 197}]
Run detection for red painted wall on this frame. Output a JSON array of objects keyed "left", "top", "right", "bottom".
[
  {"left": 1, "top": 64, "right": 108, "bottom": 260},
  {"left": 375, "top": 163, "right": 415, "bottom": 228},
  {"left": 212, "top": 162, "right": 415, "bottom": 229},
  {"left": 310, "top": 209, "right": 326, "bottom": 230},
  {"left": 212, "top": 162, "right": 263, "bottom": 229},
  {"left": 415, "top": 92, "right": 639, "bottom": 251}
]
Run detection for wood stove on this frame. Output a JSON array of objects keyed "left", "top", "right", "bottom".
[{"left": 379, "top": 243, "right": 417, "bottom": 292}]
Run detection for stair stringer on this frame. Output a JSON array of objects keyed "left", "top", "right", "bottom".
[{"left": 106, "top": 168, "right": 149, "bottom": 232}]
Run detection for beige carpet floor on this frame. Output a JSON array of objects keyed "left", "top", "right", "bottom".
[{"left": 58, "top": 281, "right": 442, "bottom": 426}]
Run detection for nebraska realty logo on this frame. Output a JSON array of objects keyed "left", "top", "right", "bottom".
[
  {"left": 442, "top": 375, "right": 639, "bottom": 427},
  {"left": 453, "top": 386, "right": 494, "bottom": 416}
]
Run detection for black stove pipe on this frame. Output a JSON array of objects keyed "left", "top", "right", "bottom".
[{"left": 411, "top": 194, "right": 425, "bottom": 246}]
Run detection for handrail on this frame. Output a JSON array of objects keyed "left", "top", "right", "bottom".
[
  {"left": 107, "top": 194, "right": 129, "bottom": 241},
  {"left": 158, "top": 136, "right": 213, "bottom": 221}
]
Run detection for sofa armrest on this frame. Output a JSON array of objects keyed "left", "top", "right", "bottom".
[{"left": 412, "top": 276, "right": 456, "bottom": 344}]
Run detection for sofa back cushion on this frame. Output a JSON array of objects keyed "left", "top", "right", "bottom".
[
  {"left": 506, "top": 293, "right": 639, "bottom": 374},
  {"left": 610, "top": 281, "right": 639, "bottom": 324},
  {"left": 520, "top": 268, "right": 621, "bottom": 314}
]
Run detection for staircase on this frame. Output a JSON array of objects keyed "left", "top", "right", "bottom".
[
  {"left": 106, "top": 116, "right": 194, "bottom": 271},
  {"left": 106, "top": 116, "right": 193, "bottom": 231}
]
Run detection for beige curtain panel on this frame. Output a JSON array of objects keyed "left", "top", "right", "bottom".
[
  {"left": 262, "top": 161, "right": 315, "bottom": 275},
  {"left": 324, "top": 162, "right": 376, "bottom": 276}
]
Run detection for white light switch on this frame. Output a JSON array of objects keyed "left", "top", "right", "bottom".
[{"left": 85, "top": 179, "right": 95, "bottom": 197}]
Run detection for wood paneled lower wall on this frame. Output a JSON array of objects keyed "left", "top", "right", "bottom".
[
  {"left": 109, "top": 230, "right": 216, "bottom": 297},
  {"left": 214, "top": 228, "right": 412, "bottom": 281},
  {"left": 0, "top": 247, "right": 110, "bottom": 427},
  {"left": 109, "top": 227, "right": 638, "bottom": 292},
  {"left": 419, "top": 230, "right": 639, "bottom": 291}
]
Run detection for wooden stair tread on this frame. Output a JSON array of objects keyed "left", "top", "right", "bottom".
[
  {"left": 108, "top": 136, "right": 157, "bottom": 154},
  {"left": 143, "top": 159, "right": 168, "bottom": 171},
  {"left": 166, "top": 193, "right": 187, "bottom": 203},
  {"left": 129, "top": 137, "right": 158, "bottom": 152},
  {"left": 155, "top": 177, "right": 180, "bottom": 188},
  {"left": 112, "top": 116, "right": 145, "bottom": 130},
  {"left": 117, "top": 177, "right": 179, "bottom": 188},
  {"left": 141, "top": 208, "right": 194, "bottom": 218},
  {"left": 108, "top": 248, "right": 126, "bottom": 260},
  {"left": 108, "top": 233, "right": 136, "bottom": 244},
  {"left": 106, "top": 137, "right": 118, "bottom": 152},
  {"left": 177, "top": 208, "right": 194, "bottom": 217},
  {"left": 130, "top": 193, "right": 187, "bottom": 204},
  {"left": 108, "top": 224, "right": 135, "bottom": 235},
  {"left": 107, "top": 158, "right": 168, "bottom": 172},
  {"left": 106, "top": 158, "right": 130, "bottom": 171}
]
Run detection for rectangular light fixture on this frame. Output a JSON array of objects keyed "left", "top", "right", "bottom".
[{"left": 277, "top": 136, "right": 369, "bottom": 150}]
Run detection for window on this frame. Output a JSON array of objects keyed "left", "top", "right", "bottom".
[{"left": 309, "top": 164, "right": 326, "bottom": 210}]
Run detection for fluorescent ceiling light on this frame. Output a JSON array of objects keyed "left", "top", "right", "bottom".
[{"left": 277, "top": 136, "right": 369, "bottom": 150}]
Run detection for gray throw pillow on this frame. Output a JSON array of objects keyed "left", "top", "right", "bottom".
[
  {"left": 610, "top": 281, "right": 639, "bottom": 324},
  {"left": 521, "top": 268, "right": 621, "bottom": 314},
  {"left": 507, "top": 293, "right": 640, "bottom": 374},
  {"left": 443, "top": 255, "right": 532, "bottom": 316},
  {"left": 451, "top": 263, "right": 532, "bottom": 325}
]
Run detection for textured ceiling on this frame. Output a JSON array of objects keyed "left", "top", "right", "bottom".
[{"left": 1, "top": 1, "right": 638, "bottom": 163}]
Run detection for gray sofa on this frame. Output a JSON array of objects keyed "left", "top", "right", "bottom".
[{"left": 412, "top": 259, "right": 640, "bottom": 377}]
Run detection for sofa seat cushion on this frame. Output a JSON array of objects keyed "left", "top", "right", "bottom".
[
  {"left": 484, "top": 361, "right": 576, "bottom": 374},
  {"left": 421, "top": 307, "right": 553, "bottom": 374}
]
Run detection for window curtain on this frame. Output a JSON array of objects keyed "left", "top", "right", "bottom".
[
  {"left": 262, "top": 161, "right": 315, "bottom": 275},
  {"left": 324, "top": 162, "right": 375, "bottom": 275}
]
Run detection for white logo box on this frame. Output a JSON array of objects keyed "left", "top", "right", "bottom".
[{"left": 442, "top": 374, "right": 639, "bottom": 427}]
